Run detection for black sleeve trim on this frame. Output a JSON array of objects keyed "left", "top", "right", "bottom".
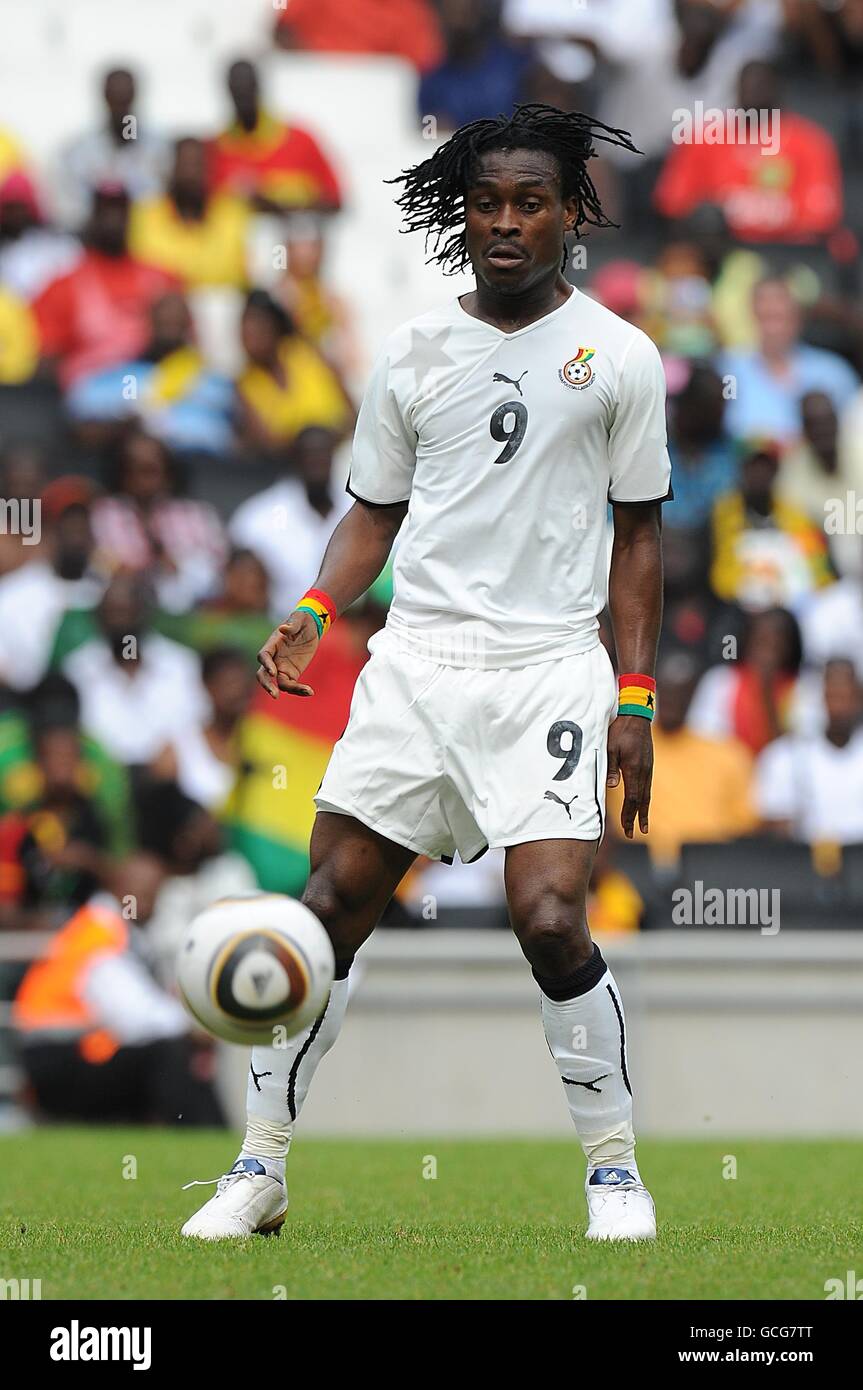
[
  {"left": 608, "top": 486, "right": 674, "bottom": 506},
  {"left": 346, "top": 480, "right": 410, "bottom": 508}
]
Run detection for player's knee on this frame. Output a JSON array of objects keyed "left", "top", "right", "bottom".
[
  {"left": 510, "top": 892, "right": 591, "bottom": 973},
  {"left": 302, "top": 868, "right": 366, "bottom": 964}
]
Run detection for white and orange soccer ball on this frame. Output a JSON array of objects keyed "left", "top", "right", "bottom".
[{"left": 177, "top": 895, "right": 335, "bottom": 1045}]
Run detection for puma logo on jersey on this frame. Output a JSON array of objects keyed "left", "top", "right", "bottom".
[
  {"left": 563, "top": 1073, "right": 611, "bottom": 1093},
  {"left": 249, "top": 1064, "right": 272, "bottom": 1092},
  {"left": 493, "top": 370, "right": 528, "bottom": 396},
  {"left": 544, "top": 789, "right": 579, "bottom": 818}
]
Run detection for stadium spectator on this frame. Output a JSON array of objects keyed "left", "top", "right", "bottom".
[
  {"left": 665, "top": 362, "right": 738, "bottom": 530},
  {"left": 90, "top": 428, "right": 227, "bottom": 613},
  {"left": 65, "top": 290, "right": 235, "bottom": 456},
  {"left": 609, "top": 651, "right": 757, "bottom": 866},
  {"left": 776, "top": 390, "right": 863, "bottom": 576},
  {"left": 756, "top": 658, "right": 863, "bottom": 843},
  {"left": 0, "top": 674, "right": 133, "bottom": 858},
  {"left": 210, "top": 60, "right": 342, "bottom": 213},
  {"left": 418, "top": 0, "right": 531, "bottom": 131},
  {"left": 0, "top": 478, "right": 103, "bottom": 694},
  {"left": 587, "top": 835, "right": 645, "bottom": 934},
  {"left": 680, "top": 204, "right": 766, "bottom": 351},
  {"left": 273, "top": 0, "right": 444, "bottom": 72},
  {"left": 0, "top": 169, "right": 80, "bottom": 300},
  {"left": 206, "top": 548, "right": 270, "bottom": 617},
  {"left": 130, "top": 137, "right": 251, "bottom": 289},
  {"left": 155, "top": 549, "right": 273, "bottom": 664},
  {"left": 660, "top": 525, "right": 744, "bottom": 670},
  {"left": 654, "top": 60, "right": 844, "bottom": 244},
  {"left": 32, "top": 184, "right": 177, "bottom": 390},
  {"left": 61, "top": 574, "right": 208, "bottom": 769},
  {"left": 720, "top": 278, "right": 860, "bottom": 441},
  {"left": 710, "top": 441, "right": 833, "bottom": 610},
  {"left": 687, "top": 606, "right": 814, "bottom": 754},
  {"left": 13, "top": 853, "right": 224, "bottom": 1124},
  {"left": 230, "top": 425, "right": 351, "bottom": 617},
  {"left": 58, "top": 68, "right": 169, "bottom": 228},
  {"left": 800, "top": 542, "right": 863, "bottom": 679},
  {"left": 274, "top": 216, "right": 363, "bottom": 378},
  {"left": 155, "top": 646, "right": 256, "bottom": 812},
  {"left": 0, "top": 719, "right": 110, "bottom": 932},
  {"left": 234, "top": 290, "right": 352, "bottom": 454},
  {"left": 135, "top": 782, "right": 259, "bottom": 985},
  {"left": 642, "top": 241, "right": 718, "bottom": 358}
]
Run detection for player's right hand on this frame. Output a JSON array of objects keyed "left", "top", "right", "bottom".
[{"left": 256, "top": 611, "right": 320, "bottom": 698}]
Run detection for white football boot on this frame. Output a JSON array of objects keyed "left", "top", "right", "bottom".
[
  {"left": 585, "top": 1166, "right": 657, "bottom": 1242},
  {"left": 181, "top": 1157, "right": 287, "bottom": 1240}
]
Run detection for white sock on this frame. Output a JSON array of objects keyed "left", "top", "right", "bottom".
[
  {"left": 239, "top": 976, "right": 349, "bottom": 1166},
  {"left": 541, "top": 964, "right": 637, "bottom": 1172}
]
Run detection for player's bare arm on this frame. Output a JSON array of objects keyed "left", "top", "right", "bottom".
[
  {"left": 607, "top": 502, "right": 663, "bottom": 839},
  {"left": 255, "top": 497, "right": 407, "bottom": 698}
]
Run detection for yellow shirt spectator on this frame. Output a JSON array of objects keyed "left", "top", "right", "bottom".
[
  {"left": 0, "top": 287, "right": 38, "bottom": 383},
  {"left": 130, "top": 191, "right": 250, "bottom": 289},
  {"left": 608, "top": 725, "right": 757, "bottom": 866},
  {"left": 237, "top": 335, "right": 349, "bottom": 445}
]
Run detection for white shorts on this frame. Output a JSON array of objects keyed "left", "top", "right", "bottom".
[{"left": 314, "top": 631, "right": 618, "bottom": 863}]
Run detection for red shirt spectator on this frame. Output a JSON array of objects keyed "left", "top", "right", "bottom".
[
  {"left": 211, "top": 60, "right": 341, "bottom": 212},
  {"left": 654, "top": 112, "right": 843, "bottom": 244},
  {"left": 655, "top": 62, "right": 843, "bottom": 245},
  {"left": 274, "top": 0, "right": 443, "bottom": 72},
  {"left": 33, "top": 250, "right": 175, "bottom": 389},
  {"left": 210, "top": 115, "right": 341, "bottom": 210},
  {"left": 32, "top": 185, "right": 176, "bottom": 389}
]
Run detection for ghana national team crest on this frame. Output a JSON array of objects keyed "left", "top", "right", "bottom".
[{"left": 560, "top": 347, "right": 596, "bottom": 391}]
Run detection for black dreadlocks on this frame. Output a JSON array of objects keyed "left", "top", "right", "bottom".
[{"left": 388, "top": 104, "right": 641, "bottom": 276}]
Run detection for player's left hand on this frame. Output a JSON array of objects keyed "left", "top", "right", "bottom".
[{"left": 606, "top": 716, "right": 653, "bottom": 839}]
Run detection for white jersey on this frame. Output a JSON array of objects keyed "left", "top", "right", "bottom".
[{"left": 348, "top": 287, "right": 672, "bottom": 668}]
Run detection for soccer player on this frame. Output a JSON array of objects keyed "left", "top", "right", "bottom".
[{"left": 183, "top": 105, "right": 670, "bottom": 1242}]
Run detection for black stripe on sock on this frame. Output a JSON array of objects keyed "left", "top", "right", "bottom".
[
  {"left": 286, "top": 996, "right": 329, "bottom": 1121},
  {"left": 606, "top": 981, "right": 632, "bottom": 1097}
]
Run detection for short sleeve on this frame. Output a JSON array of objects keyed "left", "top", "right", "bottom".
[
  {"left": 347, "top": 346, "right": 417, "bottom": 507},
  {"left": 608, "top": 331, "right": 673, "bottom": 505}
]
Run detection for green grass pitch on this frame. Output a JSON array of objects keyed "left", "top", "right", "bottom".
[{"left": 1, "top": 1131, "right": 861, "bottom": 1300}]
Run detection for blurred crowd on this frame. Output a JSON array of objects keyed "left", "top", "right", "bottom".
[{"left": 2, "top": 0, "right": 863, "bottom": 1007}]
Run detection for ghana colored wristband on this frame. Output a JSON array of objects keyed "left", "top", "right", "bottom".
[
  {"left": 618, "top": 673, "right": 656, "bottom": 720},
  {"left": 293, "top": 588, "right": 337, "bottom": 640}
]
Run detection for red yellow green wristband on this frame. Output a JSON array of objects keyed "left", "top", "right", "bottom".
[
  {"left": 294, "top": 588, "right": 337, "bottom": 640},
  {"left": 618, "top": 673, "right": 656, "bottom": 720}
]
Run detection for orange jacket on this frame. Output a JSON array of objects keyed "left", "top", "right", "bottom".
[{"left": 14, "top": 898, "right": 128, "bottom": 1062}]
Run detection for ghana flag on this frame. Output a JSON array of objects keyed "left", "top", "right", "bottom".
[{"left": 223, "top": 620, "right": 368, "bottom": 896}]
